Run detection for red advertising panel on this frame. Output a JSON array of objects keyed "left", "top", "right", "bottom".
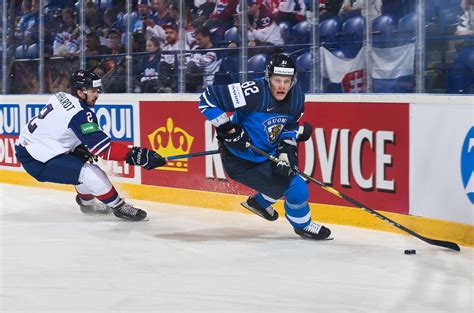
[
  {"left": 140, "top": 100, "right": 409, "bottom": 214},
  {"left": 302, "top": 101, "right": 409, "bottom": 214},
  {"left": 140, "top": 101, "right": 252, "bottom": 194}
]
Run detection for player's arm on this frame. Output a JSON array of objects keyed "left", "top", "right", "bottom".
[
  {"left": 279, "top": 86, "right": 306, "bottom": 142},
  {"left": 274, "top": 94, "right": 306, "bottom": 177},
  {"left": 199, "top": 83, "right": 261, "bottom": 150},
  {"left": 69, "top": 111, "right": 166, "bottom": 170}
]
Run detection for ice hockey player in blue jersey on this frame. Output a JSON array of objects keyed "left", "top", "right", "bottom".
[
  {"left": 199, "top": 53, "right": 331, "bottom": 240},
  {"left": 15, "top": 70, "right": 167, "bottom": 221}
]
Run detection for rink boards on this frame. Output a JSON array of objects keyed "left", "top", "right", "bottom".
[{"left": 0, "top": 93, "right": 472, "bottom": 246}]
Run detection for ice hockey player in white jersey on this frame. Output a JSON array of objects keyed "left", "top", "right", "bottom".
[{"left": 15, "top": 70, "right": 167, "bottom": 221}]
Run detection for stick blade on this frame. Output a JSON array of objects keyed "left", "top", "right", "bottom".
[{"left": 426, "top": 238, "right": 461, "bottom": 251}]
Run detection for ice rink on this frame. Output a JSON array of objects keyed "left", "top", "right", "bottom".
[{"left": 0, "top": 183, "right": 472, "bottom": 313}]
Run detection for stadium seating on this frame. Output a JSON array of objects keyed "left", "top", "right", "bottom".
[
  {"left": 247, "top": 53, "right": 268, "bottom": 80},
  {"left": 319, "top": 18, "right": 339, "bottom": 45},
  {"left": 279, "top": 21, "right": 292, "bottom": 45},
  {"left": 438, "top": 8, "right": 462, "bottom": 34},
  {"left": 295, "top": 51, "right": 311, "bottom": 92},
  {"left": 291, "top": 21, "right": 311, "bottom": 45},
  {"left": 15, "top": 45, "right": 28, "bottom": 59},
  {"left": 336, "top": 16, "right": 365, "bottom": 58},
  {"left": 372, "top": 14, "right": 396, "bottom": 47},
  {"left": 339, "top": 16, "right": 365, "bottom": 41},
  {"left": 223, "top": 27, "right": 240, "bottom": 45},
  {"left": 448, "top": 47, "right": 474, "bottom": 94},
  {"left": 395, "top": 12, "right": 417, "bottom": 43},
  {"left": 214, "top": 56, "right": 239, "bottom": 85},
  {"left": 26, "top": 43, "right": 39, "bottom": 59}
]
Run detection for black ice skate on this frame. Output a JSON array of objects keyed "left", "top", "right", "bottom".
[
  {"left": 112, "top": 201, "right": 147, "bottom": 221},
  {"left": 76, "top": 196, "right": 111, "bottom": 215},
  {"left": 294, "top": 222, "right": 332, "bottom": 240},
  {"left": 240, "top": 196, "right": 278, "bottom": 221}
]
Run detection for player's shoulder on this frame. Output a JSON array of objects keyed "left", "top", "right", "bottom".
[
  {"left": 290, "top": 83, "right": 305, "bottom": 109},
  {"left": 50, "top": 92, "right": 83, "bottom": 112}
]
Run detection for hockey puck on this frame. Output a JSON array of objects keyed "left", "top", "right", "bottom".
[{"left": 404, "top": 249, "right": 416, "bottom": 255}]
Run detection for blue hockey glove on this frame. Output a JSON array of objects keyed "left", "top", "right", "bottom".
[
  {"left": 273, "top": 139, "right": 298, "bottom": 177},
  {"left": 126, "top": 147, "right": 166, "bottom": 170},
  {"left": 216, "top": 122, "right": 250, "bottom": 151}
]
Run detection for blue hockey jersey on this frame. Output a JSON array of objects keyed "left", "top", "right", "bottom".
[{"left": 199, "top": 78, "right": 305, "bottom": 162}]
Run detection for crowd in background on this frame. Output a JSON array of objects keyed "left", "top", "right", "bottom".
[{"left": 4, "top": 0, "right": 474, "bottom": 94}]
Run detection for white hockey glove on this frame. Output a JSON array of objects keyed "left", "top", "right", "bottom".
[{"left": 273, "top": 139, "right": 298, "bottom": 177}]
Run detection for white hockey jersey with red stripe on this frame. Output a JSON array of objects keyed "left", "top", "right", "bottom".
[{"left": 18, "top": 92, "right": 114, "bottom": 162}]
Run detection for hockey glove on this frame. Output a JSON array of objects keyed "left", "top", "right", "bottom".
[
  {"left": 216, "top": 122, "right": 250, "bottom": 151},
  {"left": 273, "top": 139, "right": 298, "bottom": 177},
  {"left": 126, "top": 147, "right": 166, "bottom": 170},
  {"left": 296, "top": 122, "right": 313, "bottom": 142},
  {"left": 72, "top": 144, "right": 98, "bottom": 164}
]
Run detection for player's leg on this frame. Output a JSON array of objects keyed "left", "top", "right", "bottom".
[
  {"left": 15, "top": 146, "right": 145, "bottom": 221},
  {"left": 284, "top": 176, "right": 331, "bottom": 240},
  {"left": 241, "top": 193, "right": 279, "bottom": 221},
  {"left": 221, "top": 149, "right": 290, "bottom": 221},
  {"left": 76, "top": 163, "right": 146, "bottom": 221}
]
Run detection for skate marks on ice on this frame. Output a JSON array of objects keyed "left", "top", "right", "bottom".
[{"left": 1, "top": 183, "right": 473, "bottom": 313}]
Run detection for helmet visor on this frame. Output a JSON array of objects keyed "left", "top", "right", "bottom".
[{"left": 91, "top": 79, "right": 104, "bottom": 93}]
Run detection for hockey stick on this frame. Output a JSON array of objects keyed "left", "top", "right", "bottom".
[
  {"left": 165, "top": 149, "right": 221, "bottom": 161},
  {"left": 246, "top": 143, "right": 461, "bottom": 251}
]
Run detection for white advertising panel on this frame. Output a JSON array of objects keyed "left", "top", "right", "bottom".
[{"left": 411, "top": 101, "right": 474, "bottom": 225}]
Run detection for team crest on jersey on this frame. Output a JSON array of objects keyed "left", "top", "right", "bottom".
[{"left": 262, "top": 116, "right": 288, "bottom": 143}]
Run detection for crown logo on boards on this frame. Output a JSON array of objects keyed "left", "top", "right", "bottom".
[{"left": 148, "top": 117, "right": 194, "bottom": 172}]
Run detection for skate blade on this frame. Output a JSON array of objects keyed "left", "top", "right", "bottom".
[{"left": 298, "top": 235, "right": 334, "bottom": 241}]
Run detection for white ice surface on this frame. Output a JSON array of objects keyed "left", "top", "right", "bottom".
[{"left": 0, "top": 183, "right": 472, "bottom": 313}]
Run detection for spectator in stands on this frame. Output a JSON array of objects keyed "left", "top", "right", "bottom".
[
  {"left": 339, "top": 0, "right": 381, "bottom": 23},
  {"left": 103, "top": 1, "right": 126, "bottom": 33},
  {"left": 248, "top": 0, "right": 284, "bottom": 47},
  {"left": 107, "top": 28, "right": 126, "bottom": 55},
  {"left": 190, "top": 0, "right": 216, "bottom": 27},
  {"left": 97, "top": 28, "right": 127, "bottom": 93},
  {"left": 320, "top": 0, "right": 343, "bottom": 21},
  {"left": 85, "top": 32, "right": 111, "bottom": 71},
  {"left": 204, "top": 0, "right": 239, "bottom": 39},
  {"left": 131, "top": 32, "right": 148, "bottom": 91},
  {"left": 84, "top": 0, "right": 101, "bottom": 33},
  {"left": 85, "top": 32, "right": 111, "bottom": 56},
  {"left": 448, "top": 0, "right": 473, "bottom": 93},
  {"left": 456, "top": 0, "right": 474, "bottom": 36},
  {"left": 273, "top": 0, "right": 307, "bottom": 27},
  {"left": 140, "top": 36, "right": 162, "bottom": 92},
  {"left": 170, "top": 2, "right": 199, "bottom": 49},
  {"left": 53, "top": 8, "right": 80, "bottom": 56},
  {"left": 186, "top": 26, "right": 222, "bottom": 92},
  {"left": 15, "top": 0, "right": 39, "bottom": 46},
  {"left": 158, "top": 21, "right": 190, "bottom": 92},
  {"left": 151, "top": 0, "right": 173, "bottom": 26},
  {"left": 132, "top": 0, "right": 155, "bottom": 33},
  {"left": 144, "top": 0, "right": 174, "bottom": 46}
]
